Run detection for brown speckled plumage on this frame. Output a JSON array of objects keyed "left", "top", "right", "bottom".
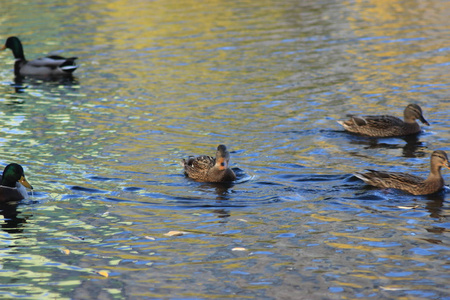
[
  {"left": 337, "top": 104, "right": 429, "bottom": 137},
  {"left": 182, "top": 145, "right": 237, "bottom": 183},
  {"left": 354, "top": 150, "right": 450, "bottom": 195}
]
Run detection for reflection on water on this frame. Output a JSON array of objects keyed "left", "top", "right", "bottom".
[
  {"left": 345, "top": 132, "right": 427, "bottom": 158},
  {"left": 0, "top": 202, "right": 29, "bottom": 234},
  {"left": 0, "top": 0, "right": 449, "bottom": 298}
]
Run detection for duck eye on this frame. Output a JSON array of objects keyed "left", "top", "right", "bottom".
[{"left": 221, "top": 162, "right": 225, "bottom": 166}]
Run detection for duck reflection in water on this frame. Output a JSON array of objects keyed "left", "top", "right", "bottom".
[
  {"left": 196, "top": 181, "right": 235, "bottom": 202},
  {"left": 424, "top": 192, "right": 446, "bottom": 220},
  {"left": 11, "top": 73, "right": 79, "bottom": 94},
  {"left": 0, "top": 202, "right": 29, "bottom": 234},
  {"left": 346, "top": 134, "right": 426, "bottom": 158}
]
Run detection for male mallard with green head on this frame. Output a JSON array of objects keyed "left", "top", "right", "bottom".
[
  {"left": 2, "top": 36, "right": 78, "bottom": 77},
  {"left": 0, "top": 163, "right": 33, "bottom": 202},
  {"left": 338, "top": 104, "right": 429, "bottom": 137},
  {"left": 355, "top": 150, "right": 450, "bottom": 195},
  {"left": 182, "top": 145, "right": 237, "bottom": 183}
]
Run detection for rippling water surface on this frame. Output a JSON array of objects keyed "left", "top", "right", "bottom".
[{"left": 1, "top": 0, "right": 449, "bottom": 299}]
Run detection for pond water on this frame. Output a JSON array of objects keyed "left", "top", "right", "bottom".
[{"left": 1, "top": 0, "right": 449, "bottom": 299}]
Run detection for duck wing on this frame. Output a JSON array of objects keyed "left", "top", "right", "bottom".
[
  {"left": 28, "top": 56, "right": 77, "bottom": 68},
  {"left": 183, "top": 155, "right": 216, "bottom": 180},
  {"left": 188, "top": 155, "right": 215, "bottom": 170},
  {"left": 355, "top": 170, "right": 423, "bottom": 189},
  {"left": 349, "top": 115, "right": 404, "bottom": 128}
]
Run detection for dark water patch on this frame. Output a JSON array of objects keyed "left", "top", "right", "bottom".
[
  {"left": 231, "top": 167, "right": 249, "bottom": 180},
  {"left": 140, "top": 189, "right": 287, "bottom": 207},
  {"left": 101, "top": 197, "right": 154, "bottom": 205},
  {"left": 345, "top": 174, "right": 363, "bottom": 182},
  {"left": 69, "top": 186, "right": 108, "bottom": 194},
  {"left": 88, "top": 175, "right": 122, "bottom": 181},
  {"left": 122, "top": 187, "right": 143, "bottom": 192},
  {"left": 255, "top": 181, "right": 284, "bottom": 186},
  {"left": 348, "top": 194, "right": 387, "bottom": 201},
  {"left": 283, "top": 128, "right": 328, "bottom": 136},
  {"left": 278, "top": 163, "right": 306, "bottom": 169},
  {"left": 287, "top": 174, "right": 347, "bottom": 182},
  {"left": 166, "top": 195, "right": 284, "bottom": 208}
]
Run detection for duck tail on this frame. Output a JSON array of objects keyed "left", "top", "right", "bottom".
[
  {"left": 354, "top": 172, "right": 370, "bottom": 183},
  {"left": 60, "top": 57, "right": 78, "bottom": 73}
]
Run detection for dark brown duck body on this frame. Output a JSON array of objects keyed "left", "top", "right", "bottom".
[
  {"left": 337, "top": 104, "right": 429, "bottom": 137},
  {"left": 354, "top": 150, "right": 450, "bottom": 195},
  {"left": 182, "top": 145, "right": 237, "bottom": 183},
  {"left": 0, "top": 163, "right": 33, "bottom": 202}
]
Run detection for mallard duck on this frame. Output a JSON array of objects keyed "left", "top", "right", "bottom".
[
  {"left": 2, "top": 36, "right": 78, "bottom": 77},
  {"left": 182, "top": 145, "right": 237, "bottom": 183},
  {"left": 337, "top": 104, "right": 429, "bottom": 137},
  {"left": 354, "top": 150, "right": 450, "bottom": 195},
  {"left": 0, "top": 163, "right": 33, "bottom": 202}
]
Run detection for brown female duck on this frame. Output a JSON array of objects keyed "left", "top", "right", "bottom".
[
  {"left": 337, "top": 104, "right": 429, "bottom": 137},
  {"left": 354, "top": 150, "right": 450, "bottom": 195},
  {"left": 0, "top": 163, "right": 33, "bottom": 202},
  {"left": 2, "top": 36, "right": 78, "bottom": 77},
  {"left": 182, "top": 145, "right": 237, "bottom": 183}
]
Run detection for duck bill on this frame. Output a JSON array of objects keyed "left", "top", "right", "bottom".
[
  {"left": 444, "top": 163, "right": 450, "bottom": 171},
  {"left": 1, "top": 45, "right": 6, "bottom": 51},
  {"left": 19, "top": 176, "right": 33, "bottom": 189},
  {"left": 420, "top": 116, "right": 430, "bottom": 126}
]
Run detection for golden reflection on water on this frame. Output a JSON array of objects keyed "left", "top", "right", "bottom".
[
  {"left": 0, "top": 0, "right": 449, "bottom": 298},
  {"left": 343, "top": 0, "right": 450, "bottom": 109}
]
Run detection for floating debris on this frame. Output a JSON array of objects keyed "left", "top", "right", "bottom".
[
  {"left": 232, "top": 247, "right": 247, "bottom": 251},
  {"left": 96, "top": 270, "right": 109, "bottom": 278},
  {"left": 164, "top": 231, "right": 187, "bottom": 237},
  {"left": 60, "top": 248, "right": 70, "bottom": 255},
  {"left": 397, "top": 205, "right": 419, "bottom": 210}
]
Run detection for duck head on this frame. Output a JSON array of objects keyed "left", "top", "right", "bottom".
[{"left": 1, "top": 163, "right": 33, "bottom": 189}]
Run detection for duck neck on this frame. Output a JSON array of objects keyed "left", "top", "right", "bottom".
[
  {"left": 1, "top": 177, "right": 17, "bottom": 188},
  {"left": 425, "top": 165, "right": 442, "bottom": 182},
  {"left": 10, "top": 40, "right": 26, "bottom": 60}
]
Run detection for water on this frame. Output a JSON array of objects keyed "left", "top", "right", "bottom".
[{"left": 0, "top": 0, "right": 449, "bottom": 299}]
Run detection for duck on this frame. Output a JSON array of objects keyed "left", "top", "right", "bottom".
[
  {"left": 182, "top": 145, "right": 237, "bottom": 183},
  {"left": 2, "top": 36, "right": 78, "bottom": 77},
  {"left": 354, "top": 150, "right": 450, "bottom": 195},
  {"left": 337, "top": 104, "right": 429, "bottom": 137},
  {"left": 0, "top": 163, "right": 33, "bottom": 202}
]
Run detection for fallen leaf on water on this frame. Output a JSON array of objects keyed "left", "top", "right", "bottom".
[
  {"left": 96, "top": 270, "right": 109, "bottom": 278},
  {"left": 380, "top": 286, "right": 404, "bottom": 291},
  {"left": 164, "top": 231, "right": 187, "bottom": 237},
  {"left": 60, "top": 248, "right": 70, "bottom": 255},
  {"left": 232, "top": 247, "right": 247, "bottom": 251},
  {"left": 397, "top": 205, "right": 419, "bottom": 210}
]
